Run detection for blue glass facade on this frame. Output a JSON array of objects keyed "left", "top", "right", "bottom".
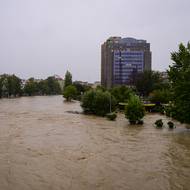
[{"left": 113, "top": 50, "right": 144, "bottom": 84}]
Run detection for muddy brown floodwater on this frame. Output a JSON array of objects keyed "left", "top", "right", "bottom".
[{"left": 0, "top": 96, "right": 190, "bottom": 190}]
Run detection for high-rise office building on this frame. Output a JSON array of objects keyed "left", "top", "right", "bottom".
[{"left": 101, "top": 37, "right": 151, "bottom": 88}]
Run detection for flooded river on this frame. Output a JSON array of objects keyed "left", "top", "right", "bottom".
[{"left": 0, "top": 96, "right": 190, "bottom": 190}]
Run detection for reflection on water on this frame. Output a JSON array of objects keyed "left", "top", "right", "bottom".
[{"left": 0, "top": 96, "right": 190, "bottom": 190}]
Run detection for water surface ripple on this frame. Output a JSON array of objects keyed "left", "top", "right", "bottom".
[{"left": 0, "top": 96, "right": 190, "bottom": 190}]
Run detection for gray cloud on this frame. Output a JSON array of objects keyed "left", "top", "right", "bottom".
[{"left": 0, "top": 0, "right": 190, "bottom": 82}]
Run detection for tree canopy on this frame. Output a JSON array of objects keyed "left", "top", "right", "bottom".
[
  {"left": 0, "top": 74, "right": 22, "bottom": 97},
  {"left": 167, "top": 42, "right": 190, "bottom": 123},
  {"left": 24, "top": 76, "right": 61, "bottom": 96},
  {"left": 63, "top": 85, "right": 77, "bottom": 101},
  {"left": 131, "top": 70, "right": 164, "bottom": 96},
  {"left": 125, "top": 95, "right": 145, "bottom": 124},
  {"left": 110, "top": 85, "right": 134, "bottom": 103},
  {"left": 81, "top": 89, "right": 117, "bottom": 116},
  {"left": 64, "top": 71, "right": 72, "bottom": 89}
]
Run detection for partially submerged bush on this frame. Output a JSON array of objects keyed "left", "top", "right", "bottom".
[
  {"left": 151, "top": 103, "right": 164, "bottom": 114},
  {"left": 63, "top": 85, "right": 77, "bottom": 101},
  {"left": 110, "top": 86, "right": 134, "bottom": 104},
  {"left": 125, "top": 95, "right": 145, "bottom": 124},
  {"left": 106, "top": 112, "right": 117, "bottom": 121},
  {"left": 150, "top": 89, "right": 171, "bottom": 104},
  {"left": 137, "top": 120, "right": 144, "bottom": 125},
  {"left": 81, "top": 89, "right": 117, "bottom": 116},
  {"left": 167, "top": 121, "right": 175, "bottom": 129},
  {"left": 155, "top": 119, "right": 163, "bottom": 128}
]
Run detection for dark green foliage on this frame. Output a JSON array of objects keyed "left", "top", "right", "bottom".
[
  {"left": 165, "top": 104, "right": 178, "bottom": 119},
  {"left": 167, "top": 121, "right": 174, "bottom": 129},
  {"left": 106, "top": 112, "right": 117, "bottom": 121},
  {"left": 0, "top": 74, "right": 62, "bottom": 97},
  {"left": 63, "top": 85, "right": 77, "bottom": 101},
  {"left": 64, "top": 71, "right": 72, "bottom": 89},
  {"left": 0, "top": 74, "right": 22, "bottom": 97},
  {"left": 37, "top": 80, "right": 49, "bottom": 95},
  {"left": 110, "top": 85, "right": 134, "bottom": 103},
  {"left": 150, "top": 89, "right": 171, "bottom": 104},
  {"left": 125, "top": 95, "right": 145, "bottom": 124},
  {"left": 72, "top": 81, "right": 92, "bottom": 100},
  {"left": 24, "top": 76, "right": 61, "bottom": 96},
  {"left": 168, "top": 42, "right": 190, "bottom": 123},
  {"left": 81, "top": 90, "right": 95, "bottom": 113},
  {"left": 155, "top": 119, "right": 163, "bottom": 128},
  {"left": 96, "top": 85, "right": 106, "bottom": 92},
  {"left": 24, "top": 78, "right": 38, "bottom": 96},
  {"left": 81, "top": 89, "right": 117, "bottom": 116},
  {"left": 151, "top": 103, "right": 164, "bottom": 114},
  {"left": 137, "top": 120, "right": 144, "bottom": 125},
  {"left": 132, "top": 70, "right": 164, "bottom": 96},
  {"left": 46, "top": 76, "right": 62, "bottom": 95}
]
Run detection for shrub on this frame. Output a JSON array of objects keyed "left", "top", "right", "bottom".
[
  {"left": 81, "top": 89, "right": 117, "bottom": 116},
  {"left": 110, "top": 86, "right": 134, "bottom": 103},
  {"left": 165, "top": 103, "right": 178, "bottom": 119},
  {"left": 106, "top": 112, "right": 117, "bottom": 121},
  {"left": 150, "top": 89, "right": 171, "bottom": 104},
  {"left": 155, "top": 119, "right": 163, "bottom": 128},
  {"left": 137, "top": 120, "right": 144, "bottom": 125},
  {"left": 151, "top": 103, "right": 164, "bottom": 114},
  {"left": 63, "top": 85, "right": 77, "bottom": 101},
  {"left": 167, "top": 121, "right": 174, "bottom": 129},
  {"left": 125, "top": 95, "right": 145, "bottom": 124}
]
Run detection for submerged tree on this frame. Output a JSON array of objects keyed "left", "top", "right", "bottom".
[
  {"left": 81, "top": 89, "right": 117, "bottom": 116},
  {"left": 63, "top": 85, "right": 77, "bottom": 101},
  {"left": 125, "top": 95, "right": 145, "bottom": 124},
  {"left": 110, "top": 85, "right": 134, "bottom": 103}
]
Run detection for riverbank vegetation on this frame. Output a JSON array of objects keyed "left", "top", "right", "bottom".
[
  {"left": 62, "top": 70, "right": 92, "bottom": 101},
  {"left": 79, "top": 42, "right": 190, "bottom": 125},
  {"left": 1, "top": 42, "right": 190, "bottom": 125},
  {"left": 0, "top": 74, "right": 62, "bottom": 98},
  {"left": 167, "top": 42, "right": 190, "bottom": 124},
  {"left": 125, "top": 96, "right": 145, "bottom": 124}
]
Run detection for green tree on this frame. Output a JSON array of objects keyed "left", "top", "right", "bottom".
[
  {"left": 110, "top": 85, "right": 134, "bottom": 103},
  {"left": 8, "top": 75, "right": 22, "bottom": 96},
  {"left": 81, "top": 89, "right": 117, "bottom": 116},
  {"left": 46, "top": 76, "right": 61, "bottom": 95},
  {"left": 150, "top": 89, "right": 171, "bottom": 104},
  {"left": 37, "top": 80, "right": 49, "bottom": 95},
  {"left": 64, "top": 71, "right": 72, "bottom": 89},
  {"left": 132, "top": 70, "right": 163, "bottom": 96},
  {"left": 63, "top": 85, "right": 77, "bottom": 101},
  {"left": 125, "top": 95, "right": 145, "bottom": 124},
  {"left": 0, "top": 74, "right": 22, "bottom": 97},
  {"left": 24, "top": 78, "right": 38, "bottom": 96},
  {"left": 167, "top": 42, "right": 190, "bottom": 123},
  {"left": 72, "top": 81, "right": 92, "bottom": 100}
]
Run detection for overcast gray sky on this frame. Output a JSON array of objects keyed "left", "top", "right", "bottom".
[{"left": 0, "top": 0, "right": 189, "bottom": 82}]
